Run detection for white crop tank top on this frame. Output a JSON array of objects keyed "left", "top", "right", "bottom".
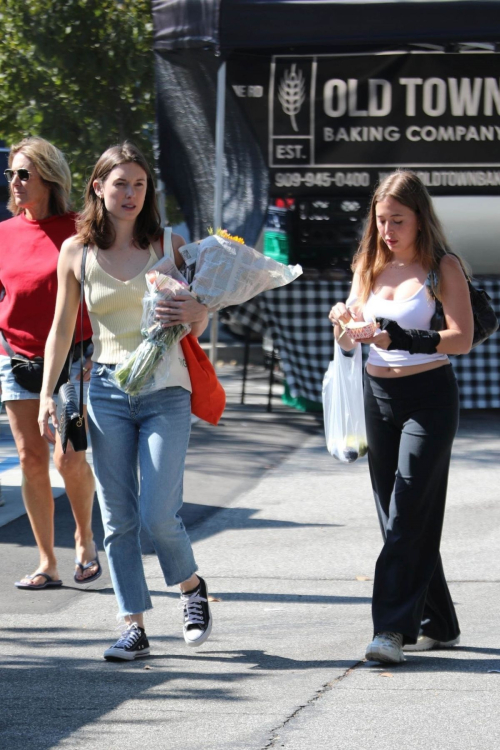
[{"left": 361, "top": 284, "right": 448, "bottom": 367}]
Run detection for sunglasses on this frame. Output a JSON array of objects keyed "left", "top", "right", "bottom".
[{"left": 4, "top": 168, "right": 32, "bottom": 183}]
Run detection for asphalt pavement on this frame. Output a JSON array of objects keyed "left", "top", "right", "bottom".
[{"left": 0, "top": 358, "right": 499, "bottom": 750}]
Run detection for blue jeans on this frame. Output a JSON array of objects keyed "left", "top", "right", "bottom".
[{"left": 87, "top": 364, "right": 197, "bottom": 616}]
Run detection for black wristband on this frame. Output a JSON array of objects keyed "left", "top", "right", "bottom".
[
  {"left": 377, "top": 318, "right": 412, "bottom": 350},
  {"left": 406, "top": 329, "right": 441, "bottom": 354},
  {"left": 377, "top": 318, "right": 441, "bottom": 354}
]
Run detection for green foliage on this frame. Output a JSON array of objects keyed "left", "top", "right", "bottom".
[{"left": 0, "top": 0, "right": 156, "bottom": 208}]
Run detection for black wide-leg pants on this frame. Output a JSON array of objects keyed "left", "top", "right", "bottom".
[{"left": 364, "top": 364, "right": 461, "bottom": 645}]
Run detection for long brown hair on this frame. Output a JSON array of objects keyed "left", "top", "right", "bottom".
[
  {"left": 8, "top": 136, "right": 71, "bottom": 216},
  {"left": 352, "top": 171, "right": 451, "bottom": 304},
  {"left": 77, "top": 141, "right": 161, "bottom": 249}
]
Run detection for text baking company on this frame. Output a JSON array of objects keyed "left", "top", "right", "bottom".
[{"left": 322, "top": 76, "right": 500, "bottom": 143}]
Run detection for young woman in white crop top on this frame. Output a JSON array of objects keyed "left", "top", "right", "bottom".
[
  {"left": 329, "top": 170, "right": 473, "bottom": 664},
  {"left": 38, "top": 142, "right": 213, "bottom": 661}
]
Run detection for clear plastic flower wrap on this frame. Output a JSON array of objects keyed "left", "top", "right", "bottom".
[
  {"left": 153, "top": 233, "right": 303, "bottom": 310},
  {"left": 111, "top": 269, "right": 192, "bottom": 396}
]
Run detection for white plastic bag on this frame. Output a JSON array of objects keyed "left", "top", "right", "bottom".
[{"left": 322, "top": 341, "right": 368, "bottom": 463}]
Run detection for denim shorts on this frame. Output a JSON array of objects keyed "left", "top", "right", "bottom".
[{"left": 0, "top": 354, "right": 89, "bottom": 404}]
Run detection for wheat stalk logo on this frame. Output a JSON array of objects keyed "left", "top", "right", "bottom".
[{"left": 278, "top": 64, "right": 306, "bottom": 132}]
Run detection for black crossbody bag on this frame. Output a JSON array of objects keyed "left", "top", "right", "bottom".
[
  {"left": 0, "top": 333, "right": 68, "bottom": 394},
  {"left": 56, "top": 245, "right": 89, "bottom": 454}
]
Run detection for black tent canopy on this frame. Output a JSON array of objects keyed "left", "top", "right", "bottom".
[{"left": 153, "top": 0, "right": 500, "bottom": 52}]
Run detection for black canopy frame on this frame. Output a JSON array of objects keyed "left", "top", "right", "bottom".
[{"left": 153, "top": 1, "right": 500, "bottom": 53}]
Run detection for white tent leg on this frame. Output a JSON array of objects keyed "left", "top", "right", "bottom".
[
  {"left": 156, "top": 178, "right": 167, "bottom": 226},
  {"left": 210, "top": 61, "right": 226, "bottom": 367}
]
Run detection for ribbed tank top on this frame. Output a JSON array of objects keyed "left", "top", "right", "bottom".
[
  {"left": 362, "top": 284, "right": 448, "bottom": 367},
  {"left": 85, "top": 244, "right": 157, "bottom": 363},
  {"left": 85, "top": 229, "right": 191, "bottom": 391}
]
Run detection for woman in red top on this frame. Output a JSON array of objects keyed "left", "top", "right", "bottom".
[{"left": 0, "top": 137, "right": 98, "bottom": 589}]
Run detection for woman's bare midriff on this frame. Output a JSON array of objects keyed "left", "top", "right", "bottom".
[{"left": 366, "top": 358, "right": 450, "bottom": 378}]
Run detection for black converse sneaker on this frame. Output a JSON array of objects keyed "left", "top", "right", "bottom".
[
  {"left": 180, "top": 576, "right": 213, "bottom": 648},
  {"left": 103, "top": 623, "right": 151, "bottom": 661}
]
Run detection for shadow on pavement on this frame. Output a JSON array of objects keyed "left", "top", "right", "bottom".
[
  {"left": 97, "top": 589, "right": 372, "bottom": 605},
  {"left": 1, "top": 498, "right": 342, "bottom": 615},
  {"left": 0, "top": 631, "right": 498, "bottom": 748},
  {"left": 0, "top": 621, "right": 362, "bottom": 750},
  {"left": 364, "top": 649, "right": 500, "bottom": 672},
  {"left": 0, "top": 402, "right": 326, "bottom": 615},
  {"left": 0, "top": 646, "right": 258, "bottom": 749}
]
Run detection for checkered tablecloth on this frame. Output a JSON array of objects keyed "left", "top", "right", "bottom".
[{"left": 232, "top": 278, "right": 500, "bottom": 410}]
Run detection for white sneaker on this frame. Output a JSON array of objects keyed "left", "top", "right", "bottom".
[
  {"left": 405, "top": 634, "right": 460, "bottom": 652},
  {"left": 365, "top": 632, "right": 405, "bottom": 663}
]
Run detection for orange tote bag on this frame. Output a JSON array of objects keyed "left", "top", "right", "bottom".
[{"left": 180, "top": 334, "right": 226, "bottom": 425}]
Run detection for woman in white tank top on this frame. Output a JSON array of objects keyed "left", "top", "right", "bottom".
[
  {"left": 329, "top": 171, "right": 473, "bottom": 665},
  {"left": 38, "top": 142, "right": 213, "bottom": 661}
]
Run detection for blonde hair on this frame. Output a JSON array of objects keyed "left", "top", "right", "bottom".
[
  {"left": 8, "top": 136, "right": 72, "bottom": 216},
  {"left": 353, "top": 170, "right": 452, "bottom": 305}
]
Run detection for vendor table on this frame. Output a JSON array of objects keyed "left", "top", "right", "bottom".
[{"left": 232, "top": 278, "right": 500, "bottom": 410}]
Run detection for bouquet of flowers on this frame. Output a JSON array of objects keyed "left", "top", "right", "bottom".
[
  {"left": 112, "top": 262, "right": 193, "bottom": 395},
  {"left": 175, "top": 228, "right": 302, "bottom": 311},
  {"left": 113, "top": 229, "right": 302, "bottom": 395}
]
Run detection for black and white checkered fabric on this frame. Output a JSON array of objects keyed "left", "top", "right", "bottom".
[
  {"left": 232, "top": 278, "right": 500, "bottom": 410},
  {"left": 453, "top": 278, "right": 500, "bottom": 408}
]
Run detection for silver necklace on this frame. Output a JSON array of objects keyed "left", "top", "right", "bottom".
[{"left": 388, "top": 259, "right": 414, "bottom": 269}]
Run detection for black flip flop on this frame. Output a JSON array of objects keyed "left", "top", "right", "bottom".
[
  {"left": 74, "top": 544, "right": 102, "bottom": 584},
  {"left": 15, "top": 573, "right": 63, "bottom": 590}
]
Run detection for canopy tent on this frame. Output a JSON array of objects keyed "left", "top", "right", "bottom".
[
  {"left": 153, "top": 0, "right": 500, "bottom": 52},
  {"left": 152, "top": 0, "right": 500, "bottom": 359},
  {"left": 152, "top": 0, "right": 500, "bottom": 243}
]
